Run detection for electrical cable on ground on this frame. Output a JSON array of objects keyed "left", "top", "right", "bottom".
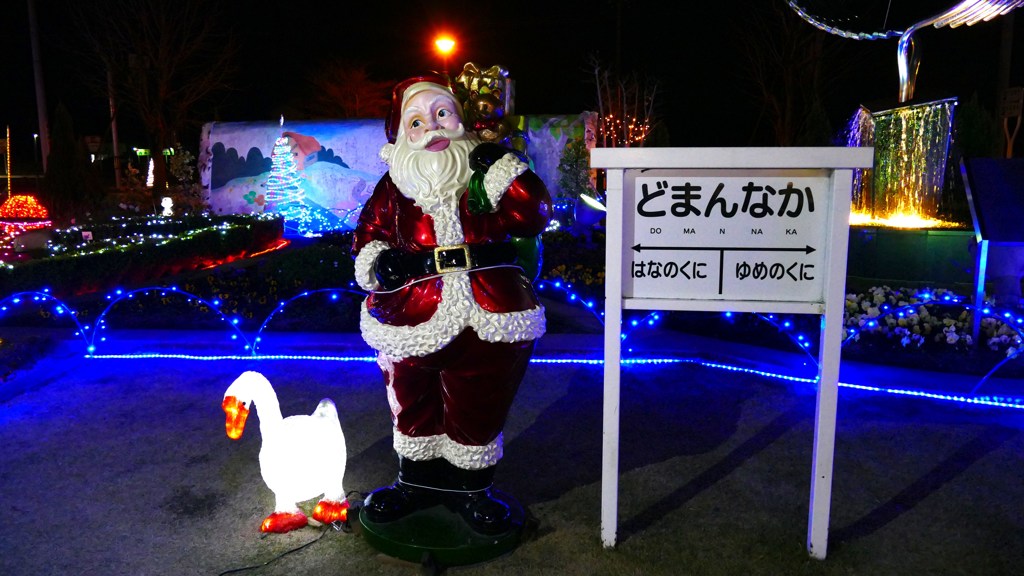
[{"left": 215, "top": 492, "right": 366, "bottom": 576}]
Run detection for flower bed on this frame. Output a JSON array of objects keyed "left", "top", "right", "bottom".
[
  {"left": 841, "top": 286, "right": 1023, "bottom": 377},
  {"left": 0, "top": 214, "right": 284, "bottom": 298}
]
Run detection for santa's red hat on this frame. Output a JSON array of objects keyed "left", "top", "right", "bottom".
[{"left": 385, "top": 72, "right": 455, "bottom": 144}]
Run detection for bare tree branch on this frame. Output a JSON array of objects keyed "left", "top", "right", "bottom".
[
  {"left": 735, "top": 3, "right": 853, "bottom": 146},
  {"left": 296, "top": 62, "right": 394, "bottom": 120},
  {"left": 588, "top": 54, "right": 659, "bottom": 147},
  {"left": 67, "top": 0, "right": 238, "bottom": 192}
]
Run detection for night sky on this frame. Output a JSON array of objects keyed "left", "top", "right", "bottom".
[{"left": 2, "top": 0, "right": 1023, "bottom": 170}]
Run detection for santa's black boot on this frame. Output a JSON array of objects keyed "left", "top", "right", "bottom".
[
  {"left": 443, "top": 464, "right": 512, "bottom": 535},
  {"left": 362, "top": 457, "right": 447, "bottom": 523}
]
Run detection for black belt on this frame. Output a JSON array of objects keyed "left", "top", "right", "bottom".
[{"left": 412, "top": 242, "right": 518, "bottom": 276}]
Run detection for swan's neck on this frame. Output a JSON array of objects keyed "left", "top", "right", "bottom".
[{"left": 245, "top": 377, "right": 284, "bottom": 431}]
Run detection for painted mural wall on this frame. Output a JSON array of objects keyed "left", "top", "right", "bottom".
[{"left": 199, "top": 113, "right": 594, "bottom": 235}]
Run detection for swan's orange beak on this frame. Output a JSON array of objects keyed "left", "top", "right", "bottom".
[{"left": 222, "top": 395, "right": 249, "bottom": 440}]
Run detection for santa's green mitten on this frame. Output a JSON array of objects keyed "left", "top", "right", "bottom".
[
  {"left": 467, "top": 170, "right": 493, "bottom": 215},
  {"left": 511, "top": 235, "right": 543, "bottom": 282}
]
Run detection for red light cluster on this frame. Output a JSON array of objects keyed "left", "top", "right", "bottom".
[{"left": 0, "top": 194, "right": 49, "bottom": 220}]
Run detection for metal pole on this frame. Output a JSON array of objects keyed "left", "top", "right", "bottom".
[
  {"left": 109, "top": 68, "right": 122, "bottom": 188},
  {"left": 33, "top": 133, "right": 40, "bottom": 192},
  {"left": 27, "top": 0, "right": 49, "bottom": 173}
]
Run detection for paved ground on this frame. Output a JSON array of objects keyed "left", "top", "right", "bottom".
[{"left": 1, "top": 329, "right": 1022, "bottom": 575}]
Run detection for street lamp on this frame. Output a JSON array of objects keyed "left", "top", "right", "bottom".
[{"left": 434, "top": 35, "right": 456, "bottom": 75}]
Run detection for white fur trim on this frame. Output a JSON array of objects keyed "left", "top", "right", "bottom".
[
  {"left": 483, "top": 153, "right": 527, "bottom": 212},
  {"left": 393, "top": 430, "right": 445, "bottom": 461},
  {"left": 379, "top": 142, "right": 395, "bottom": 163},
  {"left": 401, "top": 82, "right": 453, "bottom": 110},
  {"left": 393, "top": 429, "right": 503, "bottom": 469},
  {"left": 354, "top": 240, "right": 388, "bottom": 291},
  {"left": 360, "top": 272, "right": 545, "bottom": 359},
  {"left": 430, "top": 199, "right": 465, "bottom": 246},
  {"left": 378, "top": 354, "right": 402, "bottom": 421},
  {"left": 443, "top": 434, "right": 503, "bottom": 470}
]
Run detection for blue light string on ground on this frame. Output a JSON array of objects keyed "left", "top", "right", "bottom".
[
  {"left": 0, "top": 290, "right": 90, "bottom": 349},
  {"left": 78, "top": 351, "right": 1024, "bottom": 411},
  {"left": 1, "top": 283, "right": 1023, "bottom": 410},
  {"left": 93, "top": 286, "right": 252, "bottom": 354},
  {"left": 250, "top": 287, "right": 367, "bottom": 355}
]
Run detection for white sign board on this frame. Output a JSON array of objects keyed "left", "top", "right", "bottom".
[
  {"left": 592, "top": 147, "right": 873, "bottom": 560},
  {"left": 626, "top": 169, "right": 828, "bottom": 302}
]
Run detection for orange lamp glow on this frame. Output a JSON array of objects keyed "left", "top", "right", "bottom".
[
  {"left": 434, "top": 35, "right": 456, "bottom": 55},
  {"left": 434, "top": 35, "right": 456, "bottom": 73}
]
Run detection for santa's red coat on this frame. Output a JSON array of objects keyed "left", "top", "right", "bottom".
[{"left": 353, "top": 170, "right": 552, "bottom": 359}]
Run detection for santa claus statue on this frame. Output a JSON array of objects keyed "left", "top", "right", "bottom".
[{"left": 352, "top": 73, "right": 552, "bottom": 535}]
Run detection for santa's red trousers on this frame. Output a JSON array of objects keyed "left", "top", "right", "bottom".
[{"left": 384, "top": 328, "right": 535, "bottom": 447}]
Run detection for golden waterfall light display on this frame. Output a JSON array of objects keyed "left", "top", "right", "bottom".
[
  {"left": 846, "top": 99, "right": 963, "bottom": 229},
  {"left": 789, "top": 1, "right": 1021, "bottom": 229},
  {"left": 221, "top": 371, "right": 348, "bottom": 533}
]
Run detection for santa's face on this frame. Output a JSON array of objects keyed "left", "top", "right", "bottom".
[
  {"left": 384, "top": 88, "right": 480, "bottom": 215},
  {"left": 402, "top": 90, "right": 463, "bottom": 152}
]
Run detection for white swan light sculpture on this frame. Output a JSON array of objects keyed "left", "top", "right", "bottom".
[{"left": 222, "top": 371, "right": 348, "bottom": 533}]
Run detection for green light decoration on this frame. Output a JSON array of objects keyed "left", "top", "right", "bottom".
[{"left": 846, "top": 99, "right": 963, "bottom": 228}]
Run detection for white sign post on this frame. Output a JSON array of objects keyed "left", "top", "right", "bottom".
[{"left": 591, "top": 147, "right": 873, "bottom": 559}]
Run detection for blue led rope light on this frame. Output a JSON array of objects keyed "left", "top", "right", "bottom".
[
  {"left": 3, "top": 283, "right": 1024, "bottom": 410},
  {"left": 534, "top": 278, "right": 661, "bottom": 347},
  {"left": 971, "top": 348, "right": 1023, "bottom": 395},
  {"left": 251, "top": 287, "right": 366, "bottom": 355},
  {"left": 535, "top": 279, "right": 602, "bottom": 321},
  {"left": 77, "top": 350, "right": 1024, "bottom": 410},
  {"left": 0, "top": 290, "right": 90, "bottom": 348},
  {"left": 91, "top": 285, "right": 253, "bottom": 354}
]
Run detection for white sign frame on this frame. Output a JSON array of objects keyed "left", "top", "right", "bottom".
[{"left": 591, "top": 147, "right": 874, "bottom": 560}]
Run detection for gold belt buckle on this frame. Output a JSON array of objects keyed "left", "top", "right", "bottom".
[{"left": 434, "top": 243, "right": 472, "bottom": 274}]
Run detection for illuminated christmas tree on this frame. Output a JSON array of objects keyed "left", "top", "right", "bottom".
[{"left": 265, "top": 136, "right": 312, "bottom": 235}]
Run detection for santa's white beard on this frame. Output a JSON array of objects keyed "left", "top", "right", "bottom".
[{"left": 385, "top": 129, "right": 480, "bottom": 215}]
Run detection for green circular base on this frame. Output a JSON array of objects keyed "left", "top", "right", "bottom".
[{"left": 359, "top": 489, "right": 525, "bottom": 567}]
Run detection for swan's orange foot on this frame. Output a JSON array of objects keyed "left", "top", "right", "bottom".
[
  {"left": 260, "top": 511, "right": 308, "bottom": 533},
  {"left": 312, "top": 499, "right": 349, "bottom": 524}
]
